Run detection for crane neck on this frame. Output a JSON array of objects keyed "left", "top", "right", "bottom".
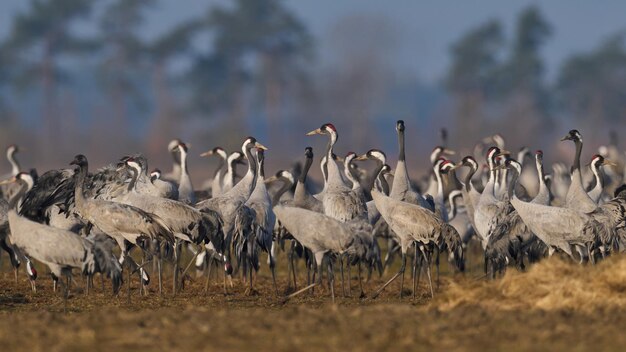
[
  {"left": 7, "top": 150, "right": 19, "bottom": 176},
  {"left": 272, "top": 176, "right": 293, "bottom": 206},
  {"left": 377, "top": 170, "right": 389, "bottom": 195},
  {"left": 214, "top": 157, "right": 225, "bottom": 178},
  {"left": 572, "top": 139, "right": 583, "bottom": 173},
  {"left": 127, "top": 166, "right": 139, "bottom": 192},
  {"left": 257, "top": 150, "right": 265, "bottom": 179},
  {"left": 536, "top": 157, "right": 546, "bottom": 187},
  {"left": 244, "top": 146, "right": 258, "bottom": 195},
  {"left": 448, "top": 193, "right": 458, "bottom": 221},
  {"left": 344, "top": 159, "right": 360, "bottom": 190},
  {"left": 397, "top": 128, "right": 405, "bottom": 162},
  {"left": 434, "top": 165, "right": 444, "bottom": 201},
  {"left": 74, "top": 163, "right": 88, "bottom": 210},
  {"left": 170, "top": 150, "right": 181, "bottom": 179},
  {"left": 464, "top": 164, "right": 477, "bottom": 193},
  {"left": 8, "top": 180, "right": 27, "bottom": 210},
  {"left": 370, "top": 160, "right": 386, "bottom": 192},
  {"left": 590, "top": 162, "right": 603, "bottom": 190},
  {"left": 299, "top": 155, "right": 313, "bottom": 184}
]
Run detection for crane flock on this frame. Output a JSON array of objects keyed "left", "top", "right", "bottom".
[{"left": 1, "top": 122, "right": 625, "bottom": 306}]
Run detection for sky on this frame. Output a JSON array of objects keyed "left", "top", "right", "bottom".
[{"left": 1, "top": 0, "right": 626, "bottom": 84}]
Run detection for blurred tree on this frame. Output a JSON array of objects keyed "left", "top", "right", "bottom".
[
  {"left": 2, "top": 0, "right": 95, "bottom": 154},
  {"left": 557, "top": 34, "right": 626, "bottom": 123},
  {"left": 98, "top": 0, "right": 154, "bottom": 130},
  {"left": 445, "top": 19, "right": 503, "bottom": 139},
  {"left": 187, "top": 0, "right": 313, "bottom": 145},
  {"left": 146, "top": 19, "right": 203, "bottom": 153},
  {"left": 498, "top": 6, "right": 551, "bottom": 99}
]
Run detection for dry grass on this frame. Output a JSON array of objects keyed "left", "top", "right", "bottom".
[
  {"left": 2, "top": 247, "right": 626, "bottom": 351},
  {"left": 438, "top": 255, "right": 626, "bottom": 313}
]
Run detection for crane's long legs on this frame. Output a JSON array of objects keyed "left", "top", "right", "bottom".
[
  {"left": 435, "top": 246, "right": 440, "bottom": 290},
  {"left": 339, "top": 254, "right": 346, "bottom": 298},
  {"left": 127, "top": 260, "right": 132, "bottom": 304},
  {"left": 347, "top": 263, "right": 352, "bottom": 296},
  {"left": 327, "top": 258, "right": 335, "bottom": 303},
  {"left": 172, "top": 239, "right": 180, "bottom": 296},
  {"left": 371, "top": 252, "right": 406, "bottom": 299},
  {"left": 412, "top": 245, "right": 419, "bottom": 301},
  {"left": 422, "top": 248, "right": 434, "bottom": 298},
  {"left": 357, "top": 261, "right": 364, "bottom": 298},
  {"left": 204, "top": 252, "right": 214, "bottom": 295},
  {"left": 270, "top": 255, "right": 278, "bottom": 295},
  {"left": 63, "top": 274, "right": 70, "bottom": 313}
]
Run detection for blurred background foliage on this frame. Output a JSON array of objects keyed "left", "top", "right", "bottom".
[{"left": 0, "top": 0, "right": 625, "bottom": 181}]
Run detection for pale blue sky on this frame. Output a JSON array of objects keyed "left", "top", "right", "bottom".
[{"left": 1, "top": 0, "right": 625, "bottom": 83}]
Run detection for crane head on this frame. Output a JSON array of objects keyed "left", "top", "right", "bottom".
[
  {"left": 70, "top": 154, "right": 88, "bottom": 168},
  {"left": 560, "top": 129, "right": 582, "bottom": 143}
]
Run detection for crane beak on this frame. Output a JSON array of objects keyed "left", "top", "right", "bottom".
[
  {"left": 354, "top": 154, "right": 368, "bottom": 161},
  {"left": 495, "top": 149, "right": 511, "bottom": 157},
  {"left": 264, "top": 175, "right": 278, "bottom": 183},
  {"left": 306, "top": 128, "right": 322, "bottom": 136},
  {"left": 0, "top": 176, "right": 16, "bottom": 185},
  {"left": 335, "top": 156, "right": 345, "bottom": 163},
  {"left": 492, "top": 164, "right": 506, "bottom": 171},
  {"left": 442, "top": 148, "right": 456, "bottom": 156},
  {"left": 603, "top": 159, "right": 618, "bottom": 167},
  {"left": 200, "top": 150, "right": 214, "bottom": 157},
  {"left": 560, "top": 134, "right": 571, "bottom": 141},
  {"left": 254, "top": 142, "right": 268, "bottom": 151}
]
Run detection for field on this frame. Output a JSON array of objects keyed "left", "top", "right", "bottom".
[{"left": 2, "top": 246, "right": 626, "bottom": 351}]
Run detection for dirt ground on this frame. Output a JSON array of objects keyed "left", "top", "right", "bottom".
[{"left": 2, "top": 245, "right": 626, "bottom": 351}]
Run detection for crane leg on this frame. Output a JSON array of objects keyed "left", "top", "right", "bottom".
[
  {"left": 371, "top": 252, "right": 406, "bottom": 299},
  {"left": 158, "top": 254, "right": 163, "bottom": 297},
  {"left": 327, "top": 258, "right": 335, "bottom": 303},
  {"left": 127, "top": 260, "right": 132, "bottom": 305},
  {"left": 357, "top": 261, "right": 364, "bottom": 298},
  {"left": 290, "top": 246, "right": 298, "bottom": 290},
  {"left": 412, "top": 245, "right": 418, "bottom": 301},
  {"left": 63, "top": 275, "right": 70, "bottom": 313},
  {"left": 339, "top": 254, "right": 346, "bottom": 298},
  {"left": 270, "top": 254, "right": 278, "bottom": 296},
  {"left": 172, "top": 239, "right": 180, "bottom": 296},
  {"left": 435, "top": 246, "right": 440, "bottom": 290},
  {"left": 347, "top": 261, "right": 352, "bottom": 296},
  {"left": 204, "top": 252, "right": 214, "bottom": 295},
  {"left": 422, "top": 248, "right": 434, "bottom": 298}
]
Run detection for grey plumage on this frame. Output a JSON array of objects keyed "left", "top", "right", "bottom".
[{"left": 8, "top": 210, "right": 122, "bottom": 293}]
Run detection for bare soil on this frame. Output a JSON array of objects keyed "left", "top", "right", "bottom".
[{"left": 1, "top": 246, "right": 626, "bottom": 351}]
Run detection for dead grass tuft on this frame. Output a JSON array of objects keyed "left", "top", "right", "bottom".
[{"left": 437, "top": 255, "right": 626, "bottom": 313}]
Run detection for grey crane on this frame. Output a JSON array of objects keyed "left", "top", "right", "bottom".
[
  {"left": 273, "top": 205, "right": 374, "bottom": 302},
  {"left": 358, "top": 149, "right": 464, "bottom": 299},
  {"left": 196, "top": 137, "right": 267, "bottom": 291},
  {"left": 122, "top": 155, "right": 178, "bottom": 200},
  {"left": 199, "top": 147, "right": 228, "bottom": 197},
  {"left": 587, "top": 154, "right": 615, "bottom": 203},
  {"left": 120, "top": 157, "right": 222, "bottom": 294},
  {"left": 221, "top": 151, "right": 245, "bottom": 195},
  {"left": 473, "top": 147, "right": 505, "bottom": 248},
  {"left": 502, "top": 159, "right": 604, "bottom": 259},
  {"left": 562, "top": 130, "right": 598, "bottom": 213},
  {"left": 174, "top": 142, "right": 195, "bottom": 204},
  {"left": 293, "top": 147, "right": 323, "bottom": 213},
  {"left": 8, "top": 210, "right": 122, "bottom": 306},
  {"left": 70, "top": 155, "right": 174, "bottom": 292},
  {"left": 452, "top": 156, "right": 481, "bottom": 241},
  {"left": 424, "top": 146, "right": 456, "bottom": 199},
  {"left": 486, "top": 150, "right": 550, "bottom": 277},
  {"left": 390, "top": 120, "right": 430, "bottom": 209},
  {"left": 162, "top": 138, "right": 182, "bottom": 183},
  {"left": 236, "top": 149, "right": 278, "bottom": 294},
  {"left": 306, "top": 123, "right": 367, "bottom": 222}
]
